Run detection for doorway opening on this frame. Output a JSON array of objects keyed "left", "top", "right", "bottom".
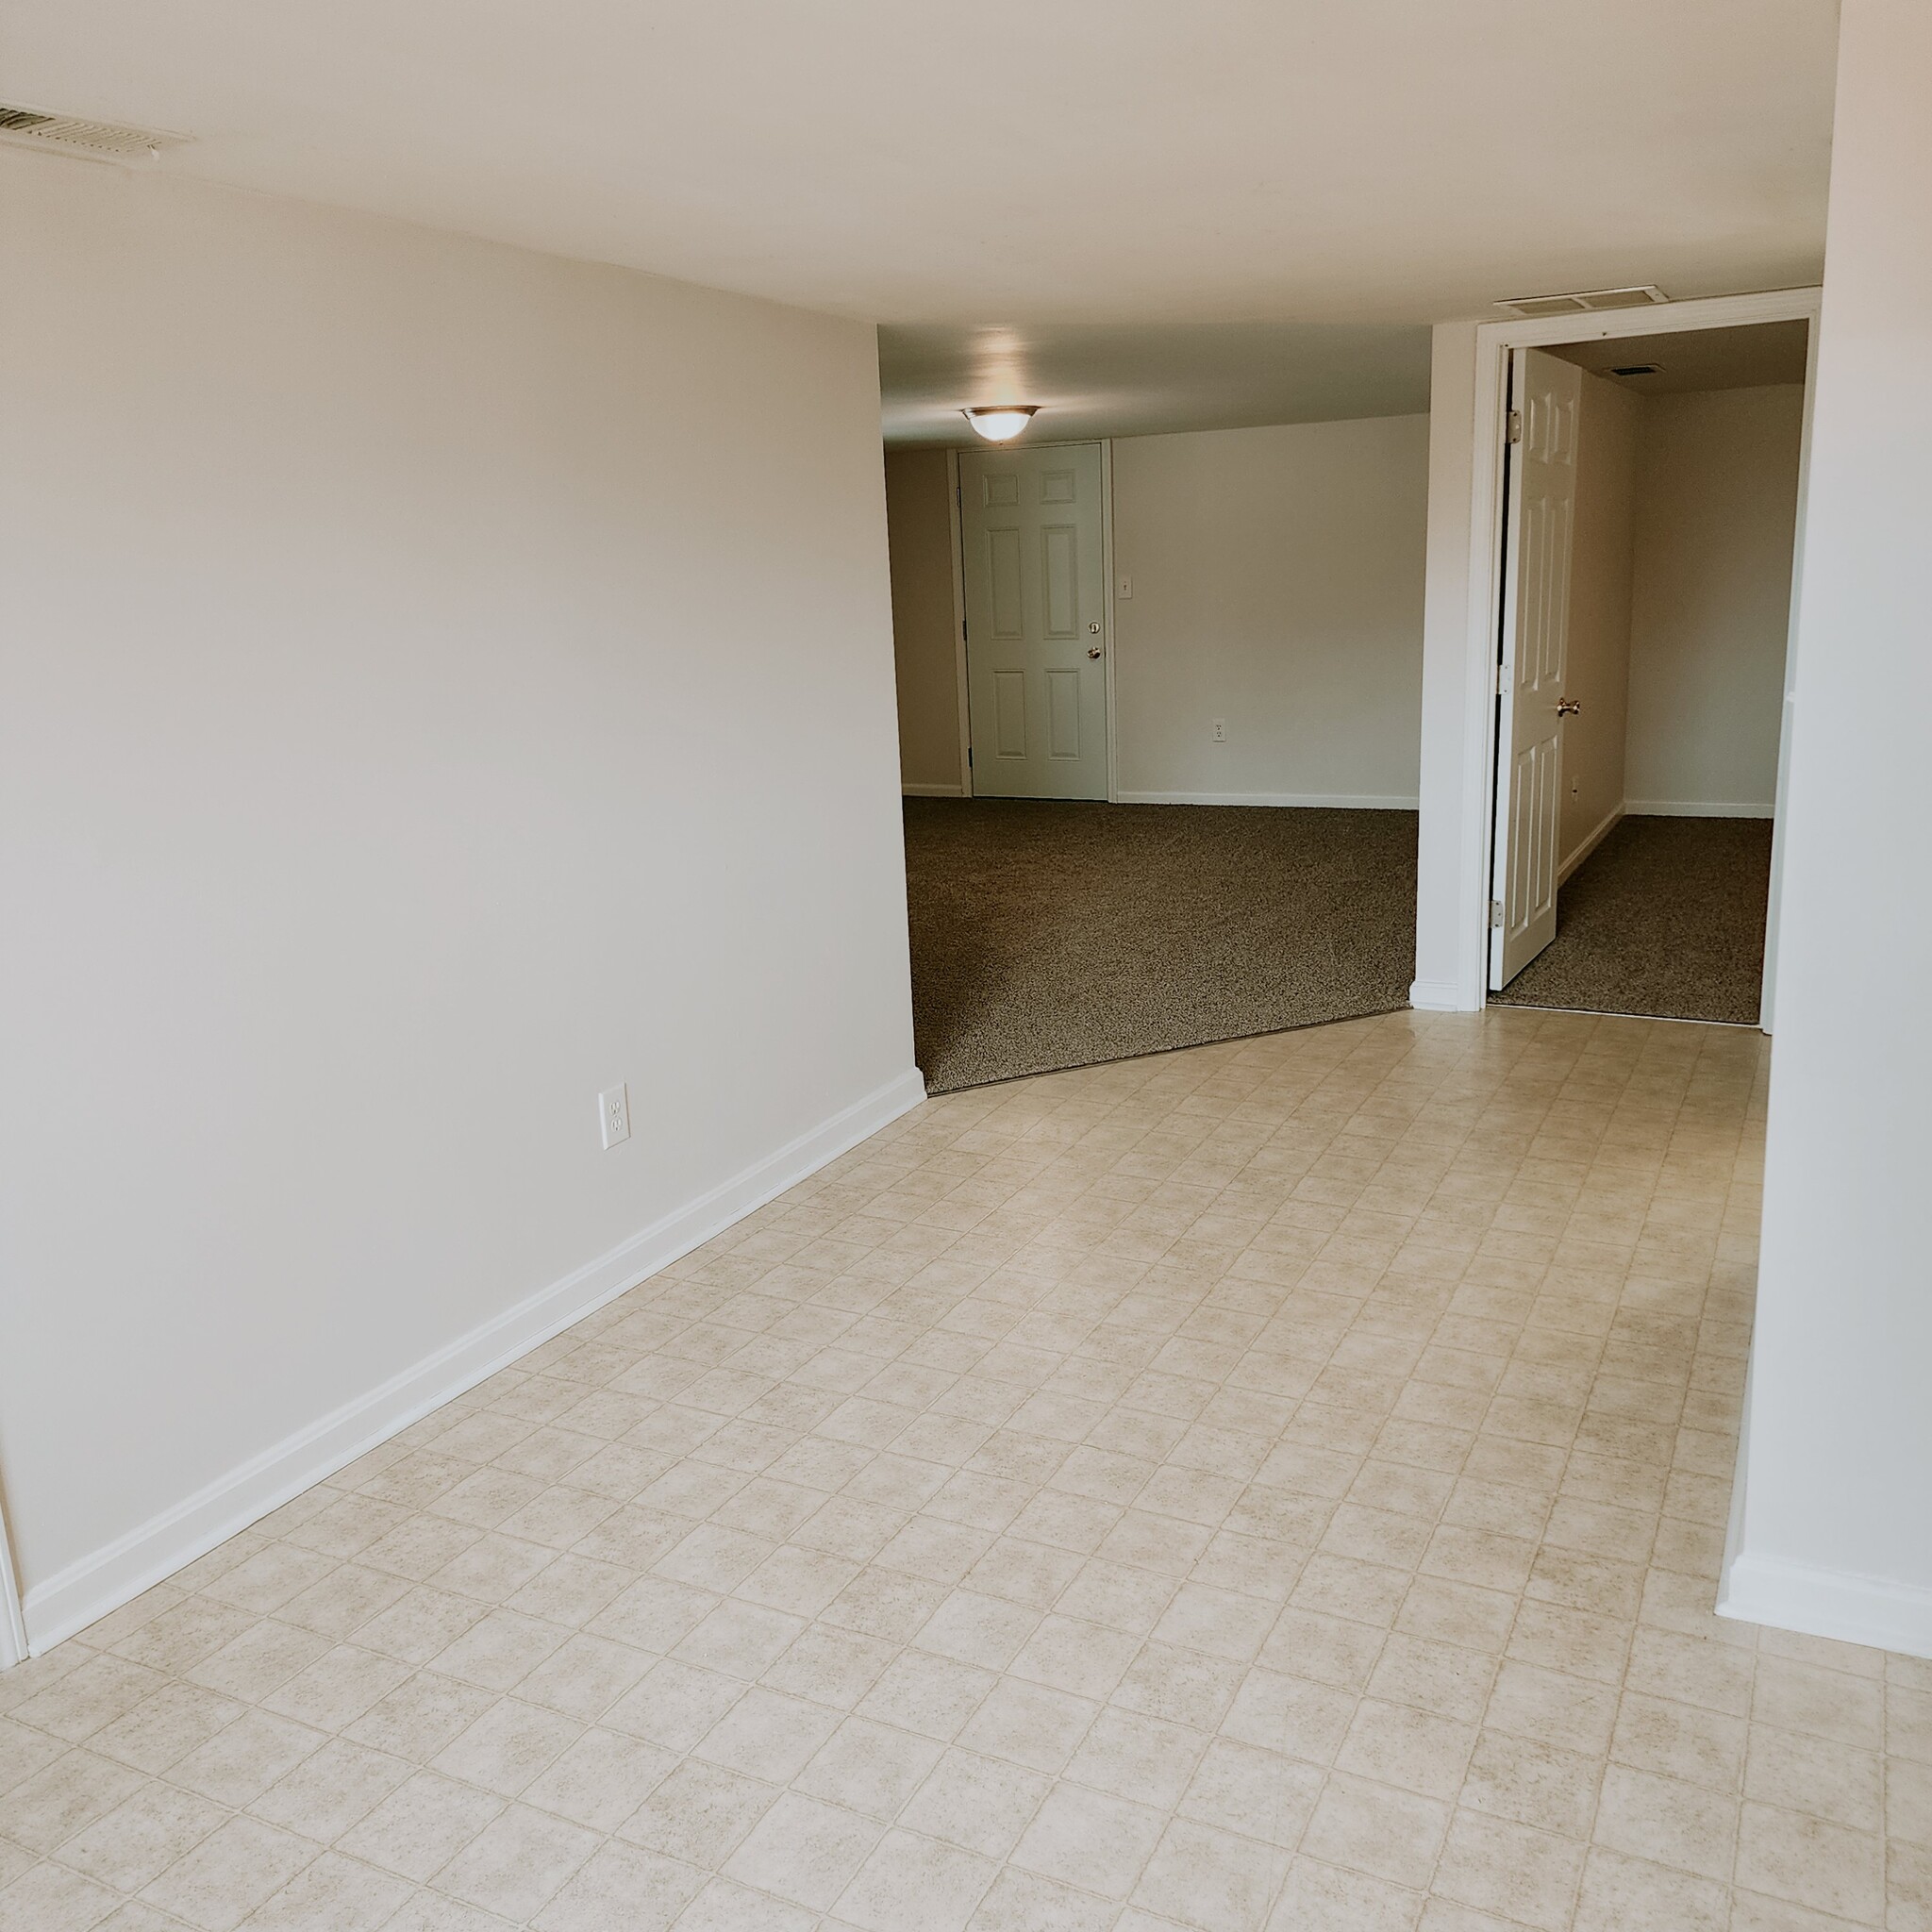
[
  {"left": 1482, "top": 313, "right": 1813, "bottom": 1028},
  {"left": 883, "top": 408, "right": 1432, "bottom": 1093}
]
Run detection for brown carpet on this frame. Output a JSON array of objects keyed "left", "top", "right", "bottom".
[
  {"left": 1491, "top": 814, "right": 1772, "bottom": 1024},
  {"left": 904, "top": 799, "right": 1417, "bottom": 1093}
]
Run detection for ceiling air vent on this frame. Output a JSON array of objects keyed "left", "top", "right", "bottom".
[
  {"left": 0, "top": 102, "right": 191, "bottom": 163},
  {"left": 1494, "top": 285, "right": 1670, "bottom": 319}
]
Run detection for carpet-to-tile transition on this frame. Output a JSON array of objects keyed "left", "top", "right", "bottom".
[
  {"left": 1491, "top": 815, "right": 1773, "bottom": 1026},
  {"left": 4, "top": 1008, "right": 1925, "bottom": 1932},
  {"left": 904, "top": 800, "right": 1417, "bottom": 1093}
]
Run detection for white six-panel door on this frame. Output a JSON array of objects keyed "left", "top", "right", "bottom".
[
  {"left": 958, "top": 442, "right": 1108, "bottom": 800},
  {"left": 1491, "top": 349, "right": 1582, "bottom": 988}
]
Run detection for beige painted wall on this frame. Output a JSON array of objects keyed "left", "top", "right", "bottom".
[
  {"left": 884, "top": 417, "right": 1430, "bottom": 806},
  {"left": 1726, "top": 0, "right": 1932, "bottom": 1648},
  {"left": 1111, "top": 415, "right": 1430, "bottom": 804},
  {"left": 0, "top": 149, "right": 915, "bottom": 1639},
  {"left": 881, "top": 391, "right": 1796, "bottom": 824},
  {"left": 1560, "top": 371, "right": 1640, "bottom": 868},
  {"left": 883, "top": 449, "right": 964, "bottom": 792},
  {"left": 1624, "top": 384, "right": 1805, "bottom": 812}
]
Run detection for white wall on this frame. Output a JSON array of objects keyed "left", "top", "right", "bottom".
[
  {"left": 1557, "top": 375, "right": 1802, "bottom": 862},
  {"left": 1411, "top": 322, "right": 1487, "bottom": 1010},
  {"left": 882, "top": 417, "right": 1431, "bottom": 809},
  {"left": 883, "top": 449, "right": 966, "bottom": 793},
  {"left": 1721, "top": 0, "right": 1932, "bottom": 1656},
  {"left": 0, "top": 150, "right": 919, "bottom": 1649},
  {"left": 1111, "top": 417, "right": 1429, "bottom": 806},
  {"left": 1624, "top": 385, "right": 1805, "bottom": 815}
]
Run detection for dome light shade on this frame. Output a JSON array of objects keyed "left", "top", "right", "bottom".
[{"left": 963, "top": 405, "right": 1040, "bottom": 442}]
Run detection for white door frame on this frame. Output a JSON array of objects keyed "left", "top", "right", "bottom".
[
  {"left": 1758, "top": 312, "right": 1822, "bottom": 1033},
  {"left": 1449, "top": 286, "right": 1823, "bottom": 1020},
  {"left": 942, "top": 448, "right": 974, "bottom": 797},
  {"left": 1100, "top": 439, "right": 1120, "bottom": 803},
  {"left": 950, "top": 438, "right": 1117, "bottom": 802}
]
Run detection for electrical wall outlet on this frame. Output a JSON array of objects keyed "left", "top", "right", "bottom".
[
  {"left": 1212, "top": 719, "right": 1227, "bottom": 742},
  {"left": 599, "top": 1083, "right": 630, "bottom": 1150}
]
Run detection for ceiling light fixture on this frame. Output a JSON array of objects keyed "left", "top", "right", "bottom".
[{"left": 962, "top": 405, "right": 1039, "bottom": 443}]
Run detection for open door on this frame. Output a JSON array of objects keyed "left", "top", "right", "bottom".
[{"left": 1490, "top": 348, "right": 1582, "bottom": 989}]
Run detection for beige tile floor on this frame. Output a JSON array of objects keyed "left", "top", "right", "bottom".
[{"left": 3, "top": 1007, "right": 1928, "bottom": 1932}]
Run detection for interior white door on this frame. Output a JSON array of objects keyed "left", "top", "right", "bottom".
[
  {"left": 958, "top": 441, "right": 1108, "bottom": 799},
  {"left": 1491, "top": 349, "right": 1582, "bottom": 988}
]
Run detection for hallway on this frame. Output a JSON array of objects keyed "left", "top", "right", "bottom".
[{"left": 1, "top": 1008, "right": 1923, "bottom": 1931}]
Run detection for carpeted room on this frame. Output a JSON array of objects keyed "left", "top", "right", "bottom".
[
  {"left": 883, "top": 321, "right": 1800, "bottom": 1092},
  {"left": 885, "top": 399, "right": 1433, "bottom": 1093},
  {"left": 903, "top": 798, "right": 1417, "bottom": 1093},
  {"left": 1489, "top": 323, "right": 1804, "bottom": 1029}
]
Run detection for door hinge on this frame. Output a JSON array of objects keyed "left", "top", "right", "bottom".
[
  {"left": 1507, "top": 409, "right": 1524, "bottom": 444},
  {"left": 1489, "top": 899, "right": 1505, "bottom": 929},
  {"left": 1496, "top": 663, "right": 1508, "bottom": 696}
]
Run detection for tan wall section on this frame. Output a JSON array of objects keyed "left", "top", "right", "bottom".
[
  {"left": 888, "top": 419, "right": 1431, "bottom": 806},
  {"left": 1624, "top": 385, "right": 1805, "bottom": 812},
  {"left": 1111, "top": 415, "right": 1429, "bottom": 804},
  {"left": 883, "top": 449, "right": 965, "bottom": 792},
  {"left": 0, "top": 147, "right": 915, "bottom": 1610},
  {"left": 1730, "top": 0, "right": 1932, "bottom": 1637},
  {"left": 1559, "top": 371, "right": 1639, "bottom": 870}
]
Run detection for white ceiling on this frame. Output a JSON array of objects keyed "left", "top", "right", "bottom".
[
  {"left": 1549, "top": 319, "right": 1811, "bottom": 394},
  {"left": 7, "top": 0, "right": 1840, "bottom": 435},
  {"left": 880, "top": 323, "right": 1432, "bottom": 446}
]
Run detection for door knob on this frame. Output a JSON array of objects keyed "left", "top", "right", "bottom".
[
  {"left": 1087, "top": 645, "right": 1103, "bottom": 658},
  {"left": 1556, "top": 698, "right": 1581, "bottom": 716}
]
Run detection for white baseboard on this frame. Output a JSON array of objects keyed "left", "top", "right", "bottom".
[
  {"left": 1624, "top": 799, "right": 1774, "bottom": 819},
  {"left": 1719, "top": 1550, "right": 1932, "bottom": 1660},
  {"left": 19, "top": 1067, "right": 928, "bottom": 1657},
  {"left": 902, "top": 782, "right": 966, "bottom": 798},
  {"left": 1113, "top": 790, "right": 1420, "bottom": 810},
  {"left": 1408, "top": 979, "right": 1471, "bottom": 1012},
  {"left": 1557, "top": 804, "right": 1624, "bottom": 885}
]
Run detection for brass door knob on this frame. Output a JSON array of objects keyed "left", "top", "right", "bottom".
[
  {"left": 1556, "top": 698, "right": 1582, "bottom": 716},
  {"left": 1087, "top": 645, "right": 1104, "bottom": 658}
]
